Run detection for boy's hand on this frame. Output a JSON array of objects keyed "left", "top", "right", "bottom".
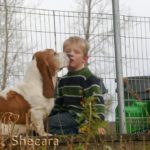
[{"left": 98, "top": 127, "right": 106, "bottom": 135}]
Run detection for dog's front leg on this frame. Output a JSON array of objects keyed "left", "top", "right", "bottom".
[{"left": 30, "top": 108, "right": 52, "bottom": 136}]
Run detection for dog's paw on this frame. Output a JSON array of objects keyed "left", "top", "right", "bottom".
[
  {"left": 45, "top": 133, "right": 53, "bottom": 137},
  {"left": 40, "top": 132, "right": 53, "bottom": 137}
]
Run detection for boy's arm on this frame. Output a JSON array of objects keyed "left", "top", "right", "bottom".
[
  {"left": 55, "top": 78, "right": 64, "bottom": 106},
  {"left": 49, "top": 79, "right": 64, "bottom": 116},
  {"left": 95, "top": 78, "right": 107, "bottom": 120},
  {"left": 84, "top": 76, "right": 107, "bottom": 120},
  {"left": 84, "top": 76, "right": 107, "bottom": 135}
]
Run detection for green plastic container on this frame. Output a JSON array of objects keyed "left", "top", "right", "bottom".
[{"left": 116, "top": 99, "right": 150, "bottom": 133}]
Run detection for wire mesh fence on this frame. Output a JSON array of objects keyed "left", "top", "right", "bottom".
[{"left": 0, "top": 4, "right": 150, "bottom": 134}]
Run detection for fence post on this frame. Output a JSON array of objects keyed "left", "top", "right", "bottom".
[{"left": 112, "top": 0, "right": 126, "bottom": 133}]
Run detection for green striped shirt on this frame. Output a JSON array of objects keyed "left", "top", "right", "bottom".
[{"left": 53, "top": 67, "right": 107, "bottom": 120}]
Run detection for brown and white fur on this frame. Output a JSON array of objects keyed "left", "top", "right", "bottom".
[{"left": 0, "top": 49, "right": 69, "bottom": 136}]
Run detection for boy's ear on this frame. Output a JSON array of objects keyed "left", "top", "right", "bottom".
[{"left": 84, "top": 55, "right": 89, "bottom": 64}]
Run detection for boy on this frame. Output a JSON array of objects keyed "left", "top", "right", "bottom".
[{"left": 47, "top": 36, "right": 107, "bottom": 134}]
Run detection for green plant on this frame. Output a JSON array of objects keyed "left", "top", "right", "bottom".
[{"left": 76, "top": 96, "right": 108, "bottom": 135}]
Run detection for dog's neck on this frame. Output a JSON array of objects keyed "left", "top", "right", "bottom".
[{"left": 24, "top": 59, "right": 42, "bottom": 86}]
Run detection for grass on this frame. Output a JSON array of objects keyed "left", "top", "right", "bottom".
[
  {"left": 1, "top": 96, "right": 150, "bottom": 149},
  {"left": 1, "top": 134, "right": 150, "bottom": 150}
]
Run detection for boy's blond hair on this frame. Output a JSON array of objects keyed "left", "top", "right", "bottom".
[{"left": 63, "top": 36, "right": 89, "bottom": 55}]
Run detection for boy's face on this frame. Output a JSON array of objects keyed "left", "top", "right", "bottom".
[{"left": 64, "top": 43, "right": 88, "bottom": 71}]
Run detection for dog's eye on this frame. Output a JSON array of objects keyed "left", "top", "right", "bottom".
[{"left": 54, "top": 52, "right": 57, "bottom": 55}]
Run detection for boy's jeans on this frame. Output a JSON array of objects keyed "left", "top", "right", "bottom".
[{"left": 47, "top": 112, "right": 79, "bottom": 135}]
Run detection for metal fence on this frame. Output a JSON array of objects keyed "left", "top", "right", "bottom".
[{"left": 1, "top": 4, "right": 150, "bottom": 134}]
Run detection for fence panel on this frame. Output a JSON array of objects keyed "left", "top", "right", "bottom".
[{"left": 0, "top": 5, "right": 150, "bottom": 134}]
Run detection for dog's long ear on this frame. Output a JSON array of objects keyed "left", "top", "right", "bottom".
[
  {"left": 42, "top": 61, "right": 55, "bottom": 98},
  {"left": 35, "top": 51, "right": 55, "bottom": 98}
]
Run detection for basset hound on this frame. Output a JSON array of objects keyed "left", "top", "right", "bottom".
[{"left": 0, "top": 49, "right": 69, "bottom": 136}]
